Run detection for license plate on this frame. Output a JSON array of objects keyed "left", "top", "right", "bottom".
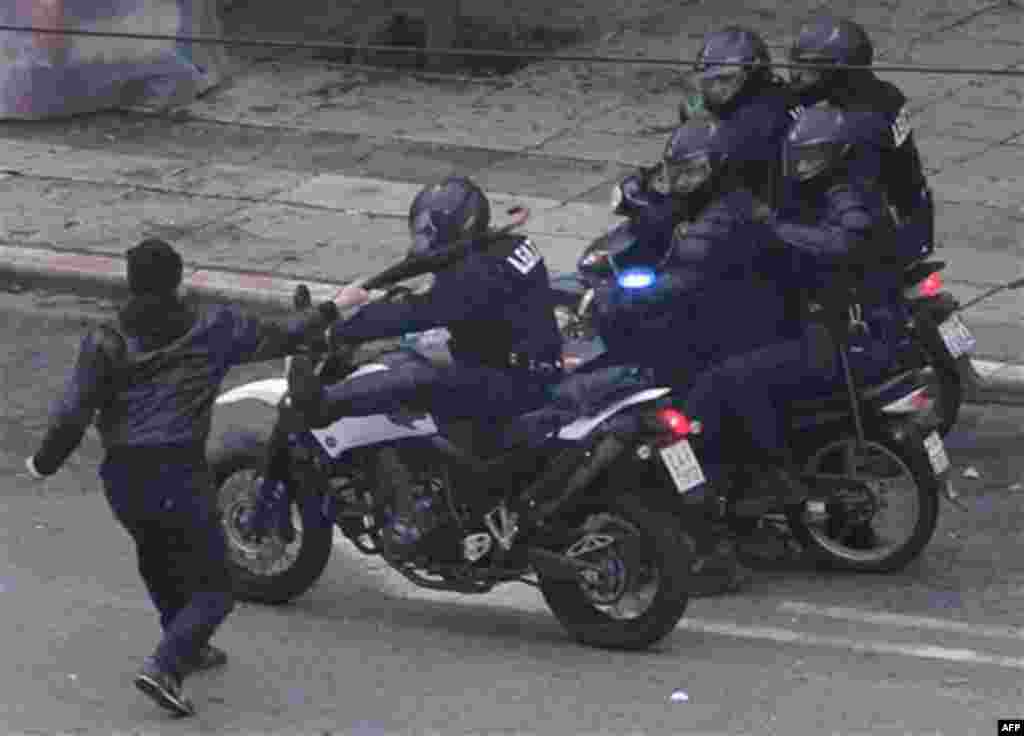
[
  {"left": 659, "top": 439, "right": 706, "bottom": 494},
  {"left": 924, "top": 431, "right": 950, "bottom": 475},
  {"left": 938, "top": 315, "right": 976, "bottom": 358}
]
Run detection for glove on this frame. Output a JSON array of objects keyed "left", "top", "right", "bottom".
[{"left": 24, "top": 455, "right": 47, "bottom": 480}]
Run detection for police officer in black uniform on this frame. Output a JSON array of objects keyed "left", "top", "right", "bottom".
[
  {"left": 24, "top": 239, "right": 339, "bottom": 717},
  {"left": 788, "top": 15, "right": 934, "bottom": 259},
  {"left": 282, "top": 176, "right": 564, "bottom": 548}
]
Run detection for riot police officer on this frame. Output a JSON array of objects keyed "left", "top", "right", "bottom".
[
  {"left": 25, "top": 238, "right": 340, "bottom": 717},
  {"left": 620, "top": 26, "right": 798, "bottom": 219},
  {"left": 278, "top": 176, "right": 565, "bottom": 549},
  {"left": 788, "top": 15, "right": 934, "bottom": 260},
  {"left": 593, "top": 120, "right": 804, "bottom": 594}
]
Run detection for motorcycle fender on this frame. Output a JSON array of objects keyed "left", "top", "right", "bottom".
[
  {"left": 881, "top": 412, "right": 952, "bottom": 485},
  {"left": 912, "top": 293, "right": 958, "bottom": 323},
  {"left": 215, "top": 363, "right": 392, "bottom": 408},
  {"left": 298, "top": 363, "right": 438, "bottom": 457},
  {"left": 557, "top": 387, "right": 672, "bottom": 441},
  {"left": 216, "top": 378, "right": 288, "bottom": 407}
]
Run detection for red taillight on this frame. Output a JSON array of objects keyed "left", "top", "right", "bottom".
[
  {"left": 919, "top": 272, "right": 943, "bottom": 297},
  {"left": 911, "top": 390, "right": 933, "bottom": 411},
  {"left": 656, "top": 408, "right": 692, "bottom": 436}
]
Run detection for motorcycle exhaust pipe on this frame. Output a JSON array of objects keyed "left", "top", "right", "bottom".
[{"left": 529, "top": 434, "right": 628, "bottom": 523}]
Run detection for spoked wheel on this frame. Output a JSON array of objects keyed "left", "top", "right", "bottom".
[
  {"left": 787, "top": 436, "right": 940, "bottom": 572},
  {"left": 209, "top": 439, "right": 333, "bottom": 604},
  {"left": 538, "top": 495, "right": 693, "bottom": 650}
]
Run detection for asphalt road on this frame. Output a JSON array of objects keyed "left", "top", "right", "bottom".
[{"left": 3, "top": 288, "right": 1024, "bottom": 735}]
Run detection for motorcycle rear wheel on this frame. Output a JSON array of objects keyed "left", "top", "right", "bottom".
[
  {"left": 538, "top": 494, "right": 694, "bottom": 651},
  {"left": 786, "top": 435, "right": 940, "bottom": 572}
]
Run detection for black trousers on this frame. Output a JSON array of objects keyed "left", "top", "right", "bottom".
[{"left": 99, "top": 445, "right": 235, "bottom": 679}]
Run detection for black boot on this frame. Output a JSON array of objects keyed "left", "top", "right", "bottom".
[
  {"left": 375, "top": 447, "right": 431, "bottom": 553},
  {"left": 689, "top": 529, "right": 753, "bottom": 597}
]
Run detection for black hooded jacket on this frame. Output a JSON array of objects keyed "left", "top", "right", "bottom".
[{"left": 32, "top": 296, "right": 336, "bottom": 475}]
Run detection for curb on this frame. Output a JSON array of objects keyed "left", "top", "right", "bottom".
[{"left": 3, "top": 242, "right": 1023, "bottom": 407}]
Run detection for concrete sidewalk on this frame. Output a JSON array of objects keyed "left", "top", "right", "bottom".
[{"left": 1, "top": 0, "right": 1023, "bottom": 403}]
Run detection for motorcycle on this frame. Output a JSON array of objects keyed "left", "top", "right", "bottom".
[
  {"left": 589, "top": 264, "right": 960, "bottom": 572},
  {"left": 550, "top": 193, "right": 984, "bottom": 437},
  {"left": 207, "top": 217, "right": 701, "bottom": 652}
]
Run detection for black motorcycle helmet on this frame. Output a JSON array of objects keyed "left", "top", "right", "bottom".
[
  {"left": 789, "top": 17, "right": 874, "bottom": 104},
  {"left": 407, "top": 176, "right": 491, "bottom": 257},
  {"left": 694, "top": 25, "right": 773, "bottom": 116},
  {"left": 782, "top": 103, "right": 858, "bottom": 188},
  {"left": 661, "top": 119, "right": 734, "bottom": 215}
]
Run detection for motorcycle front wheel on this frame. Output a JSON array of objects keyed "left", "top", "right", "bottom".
[{"left": 208, "top": 433, "right": 333, "bottom": 604}]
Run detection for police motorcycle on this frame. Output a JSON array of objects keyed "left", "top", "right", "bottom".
[
  {"left": 550, "top": 181, "right": 980, "bottom": 437},
  {"left": 554, "top": 248, "right": 961, "bottom": 573},
  {"left": 207, "top": 209, "right": 703, "bottom": 651}
]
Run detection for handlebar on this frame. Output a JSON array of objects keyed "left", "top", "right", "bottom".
[{"left": 289, "top": 205, "right": 531, "bottom": 359}]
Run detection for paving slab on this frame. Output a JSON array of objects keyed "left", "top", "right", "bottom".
[
  {"left": 472, "top": 154, "right": 630, "bottom": 202},
  {"left": 394, "top": 115, "right": 562, "bottom": 152},
  {"left": 899, "top": 36, "right": 1024, "bottom": 70},
  {"left": 534, "top": 130, "right": 665, "bottom": 167},
  {"left": 352, "top": 139, "right": 512, "bottom": 184},
  {"left": 524, "top": 202, "right": 624, "bottom": 240},
  {"left": 0, "top": 178, "right": 243, "bottom": 253},
  {"left": 187, "top": 203, "right": 412, "bottom": 278},
  {"left": 953, "top": 76, "right": 1024, "bottom": 110},
  {"left": 914, "top": 134, "right": 994, "bottom": 174},
  {"left": 276, "top": 173, "right": 425, "bottom": 215},
  {"left": 945, "top": 2, "right": 1024, "bottom": 43},
  {"left": 578, "top": 102, "right": 679, "bottom": 136},
  {"left": 914, "top": 99, "right": 1024, "bottom": 142}
]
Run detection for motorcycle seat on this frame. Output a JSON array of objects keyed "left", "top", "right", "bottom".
[
  {"left": 787, "top": 369, "right": 921, "bottom": 414},
  {"left": 546, "top": 364, "right": 654, "bottom": 417}
]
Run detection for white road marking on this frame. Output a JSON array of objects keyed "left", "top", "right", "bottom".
[
  {"left": 779, "top": 601, "right": 1024, "bottom": 641},
  {"left": 677, "top": 618, "right": 1024, "bottom": 670}
]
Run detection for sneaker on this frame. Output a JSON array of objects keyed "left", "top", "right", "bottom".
[
  {"left": 134, "top": 660, "right": 195, "bottom": 717},
  {"left": 182, "top": 645, "right": 228, "bottom": 676}
]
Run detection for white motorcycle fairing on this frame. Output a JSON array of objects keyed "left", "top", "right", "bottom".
[{"left": 214, "top": 363, "right": 439, "bottom": 458}]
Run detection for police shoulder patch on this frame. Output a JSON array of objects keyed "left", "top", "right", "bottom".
[
  {"left": 891, "top": 105, "right": 912, "bottom": 147},
  {"left": 505, "top": 237, "right": 542, "bottom": 275}
]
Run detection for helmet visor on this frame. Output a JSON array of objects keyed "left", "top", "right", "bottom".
[
  {"left": 663, "top": 153, "right": 714, "bottom": 195},
  {"left": 785, "top": 141, "right": 842, "bottom": 182},
  {"left": 788, "top": 50, "right": 828, "bottom": 92},
  {"left": 699, "top": 67, "right": 747, "bottom": 108},
  {"left": 409, "top": 210, "right": 442, "bottom": 257}
]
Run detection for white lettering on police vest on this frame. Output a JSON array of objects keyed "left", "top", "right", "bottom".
[
  {"left": 507, "top": 239, "right": 541, "bottom": 275},
  {"left": 892, "top": 106, "right": 912, "bottom": 147}
]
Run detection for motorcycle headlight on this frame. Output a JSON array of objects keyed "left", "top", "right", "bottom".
[{"left": 617, "top": 267, "right": 657, "bottom": 290}]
